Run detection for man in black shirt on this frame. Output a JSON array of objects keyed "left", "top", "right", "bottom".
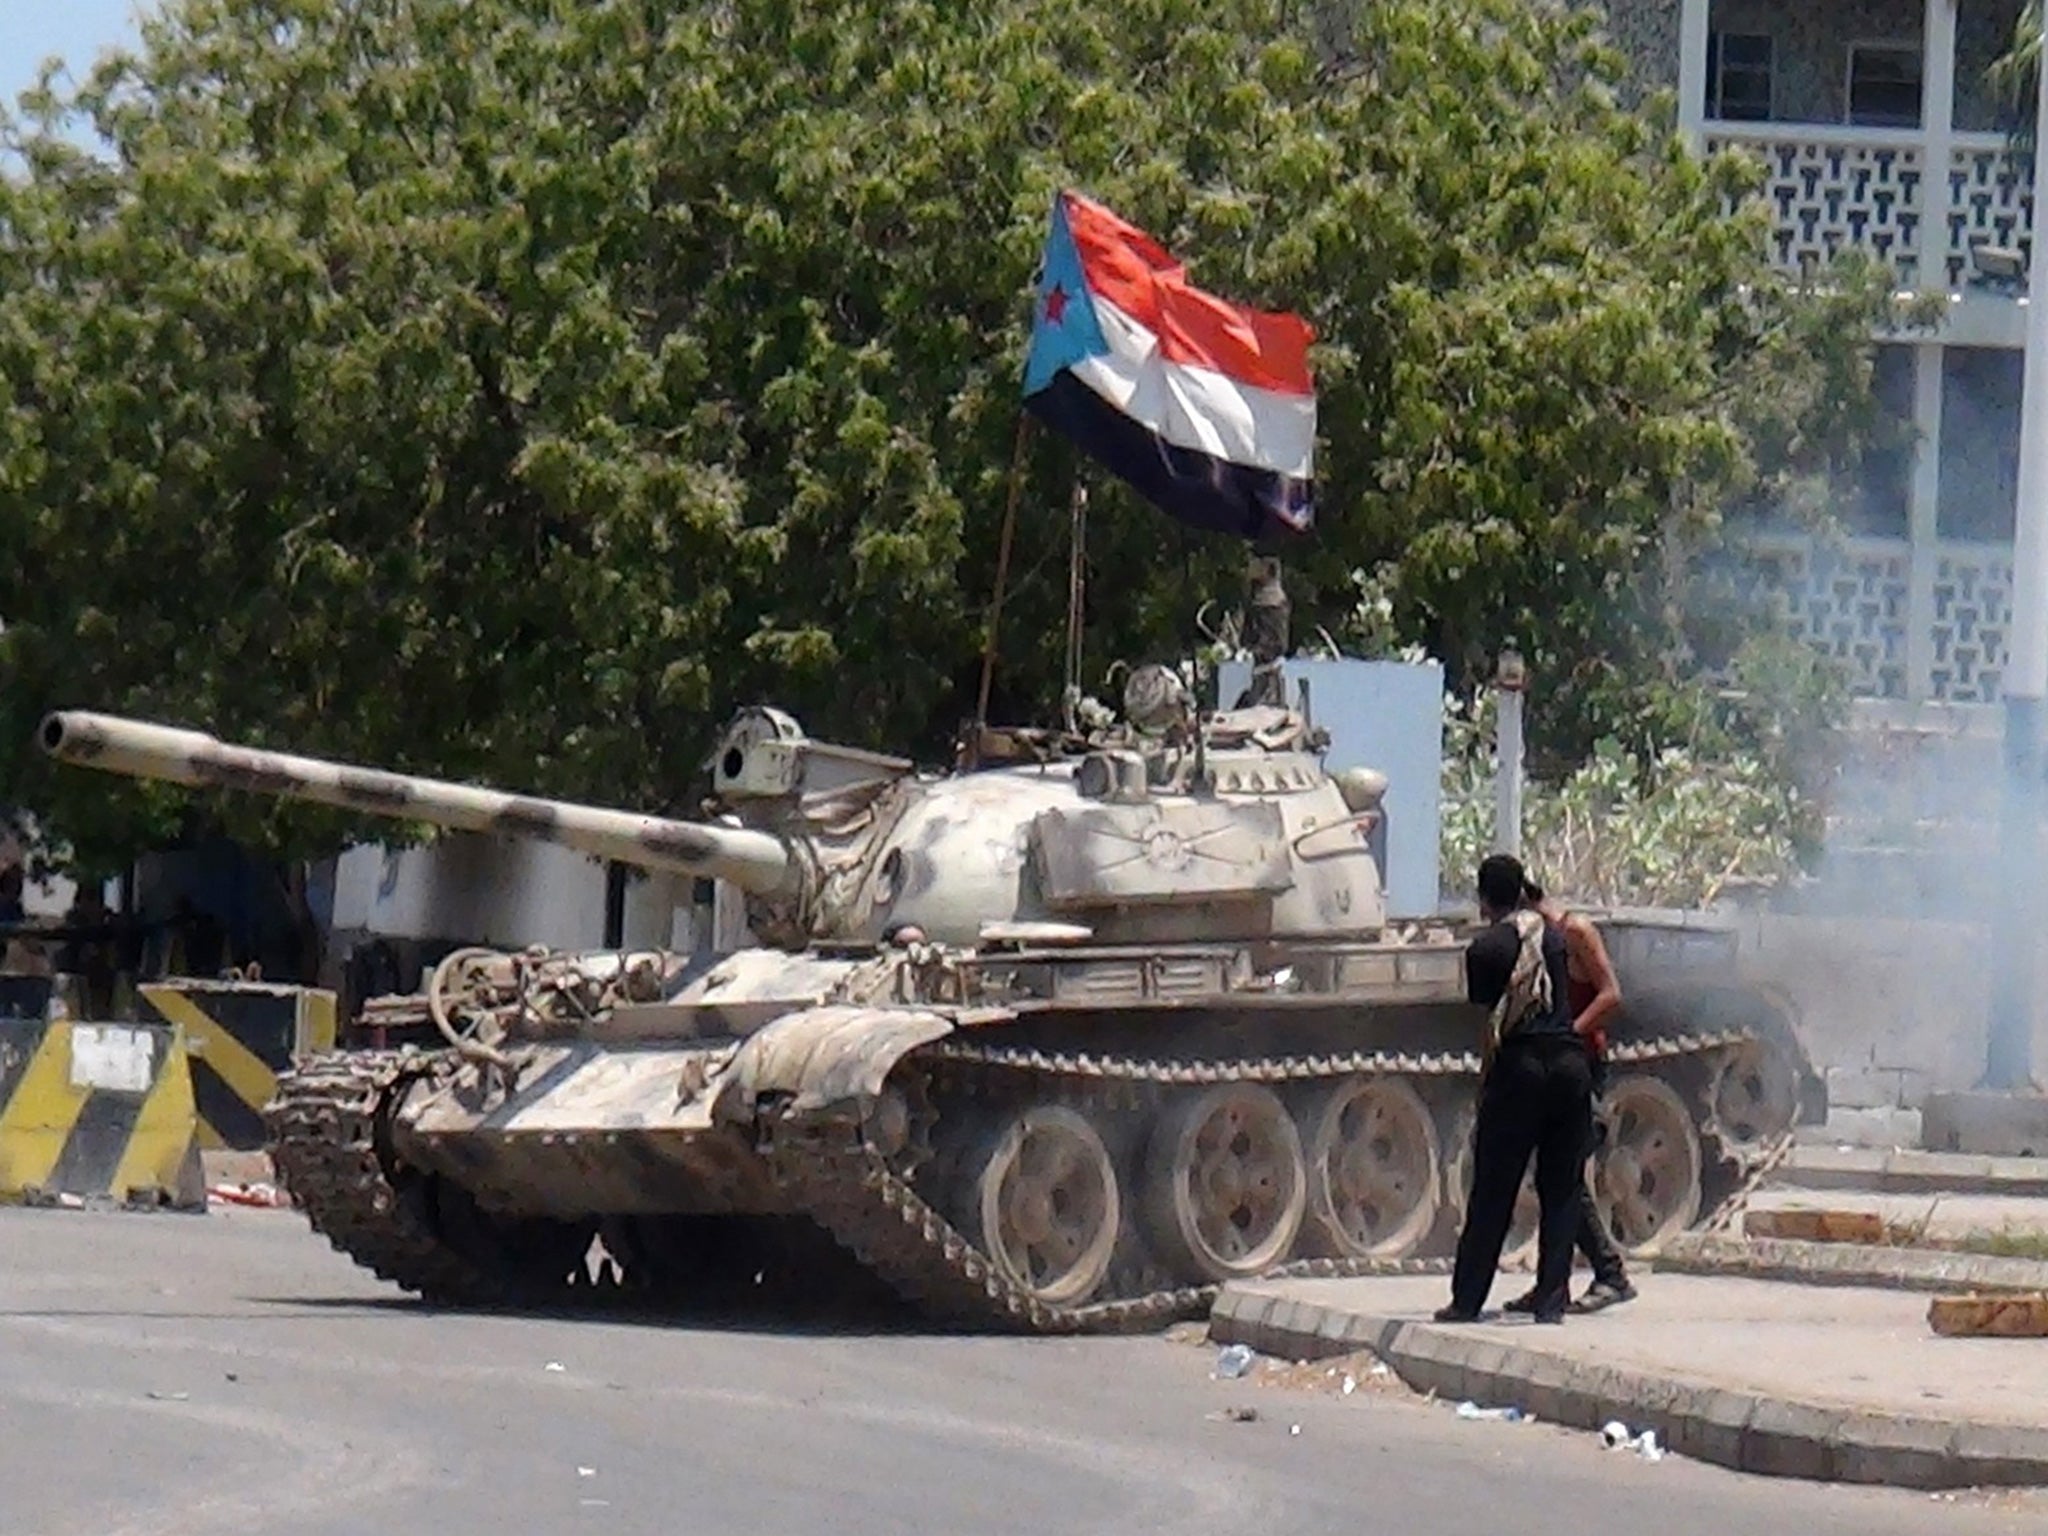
[{"left": 1435, "top": 854, "right": 1597, "bottom": 1325}]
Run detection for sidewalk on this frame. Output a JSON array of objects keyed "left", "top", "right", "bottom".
[
  {"left": 1778, "top": 1144, "right": 2048, "bottom": 1197},
  {"left": 1747, "top": 1185, "right": 2048, "bottom": 1241},
  {"left": 1210, "top": 1272, "right": 2048, "bottom": 1490}
]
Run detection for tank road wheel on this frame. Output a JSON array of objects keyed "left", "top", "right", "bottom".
[
  {"left": 1592, "top": 1075, "right": 1704, "bottom": 1255},
  {"left": 964, "top": 1104, "right": 1122, "bottom": 1307},
  {"left": 1304, "top": 1076, "right": 1441, "bottom": 1259},
  {"left": 1702, "top": 1038, "right": 1801, "bottom": 1153},
  {"left": 1143, "top": 1083, "right": 1308, "bottom": 1282}
]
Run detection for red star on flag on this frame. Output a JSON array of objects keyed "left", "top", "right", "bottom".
[{"left": 1043, "top": 283, "right": 1069, "bottom": 324}]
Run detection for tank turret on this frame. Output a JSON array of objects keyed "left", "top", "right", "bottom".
[{"left": 41, "top": 664, "right": 1392, "bottom": 952}]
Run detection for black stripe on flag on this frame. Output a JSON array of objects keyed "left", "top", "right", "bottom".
[{"left": 1025, "top": 371, "right": 1313, "bottom": 540}]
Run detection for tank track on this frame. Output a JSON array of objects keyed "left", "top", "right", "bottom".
[
  {"left": 267, "top": 1030, "right": 1792, "bottom": 1334},
  {"left": 270, "top": 1050, "right": 715, "bottom": 1310},
  {"left": 267, "top": 1050, "right": 512, "bottom": 1306},
  {"left": 758, "top": 1027, "right": 1794, "bottom": 1334}
]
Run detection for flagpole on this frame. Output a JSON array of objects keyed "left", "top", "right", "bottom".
[
  {"left": 1062, "top": 470, "right": 1089, "bottom": 731},
  {"left": 1179, "top": 524, "right": 1197, "bottom": 679},
  {"left": 974, "top": 413, "right": 1034, "bottom": 734}
]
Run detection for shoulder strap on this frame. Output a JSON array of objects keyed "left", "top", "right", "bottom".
[{"left": 1483, "top": 910, "right": 1554, "bottom": 1063}]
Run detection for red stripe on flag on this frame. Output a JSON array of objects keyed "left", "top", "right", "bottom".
[{"left": 1060, "top": 191, "right": 1314, "bottom": 399}]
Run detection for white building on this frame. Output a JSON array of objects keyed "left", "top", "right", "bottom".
[{"left": 1606, "top": 0, "right": 2029, "bottom": 709}]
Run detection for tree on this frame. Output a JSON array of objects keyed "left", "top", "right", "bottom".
[
  {"left": 0, "top": 0, "right": 1902, "bottom": 877},
  {"left": 1990, "top": 1, "right": 2040, "bottom": 151}
]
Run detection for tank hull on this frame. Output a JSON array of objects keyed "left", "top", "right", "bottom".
[
  {"left": 266, "top": 929, "right": 1815, "bottom": 1329},
  {"left": 392, "top": 1042, "right": 783, "bottom": 1218}
]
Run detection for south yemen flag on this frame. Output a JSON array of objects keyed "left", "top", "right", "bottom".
[{"left": 1022, "top": 189, "right": 1316, "bottom": 539}]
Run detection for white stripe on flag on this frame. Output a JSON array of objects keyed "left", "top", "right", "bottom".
[{"left": 1070, "top": 293, "right": 1316, "bottom": 480}]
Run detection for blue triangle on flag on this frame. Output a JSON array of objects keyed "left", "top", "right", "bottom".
[{"left": 1023, "top": 197, "right": 1109, "bottom": 396}]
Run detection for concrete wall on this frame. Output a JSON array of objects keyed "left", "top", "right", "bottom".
[
  {"left": 0, "top": 821, "right": 106, "bottom": 918},
  {"left": 1598, "top": 0, "right": 1682, "bottom": 103},
  {"left": 1712, "top": 0, "right": 1922, "bottom": 126},
  {"left": 1719, "top": 701, "right": 2037, "bottom": 1109},
  {"left": 1956, "top": 0, "right": 2024, "bottom": 132},
  {"left": 328, "top": 833, "right": 701, "bottom": 953},
  {"left": 1735, "top": 911, "right": 2037, "bottom": 1109}
]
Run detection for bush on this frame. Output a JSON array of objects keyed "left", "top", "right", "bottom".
[{"left": 1438, "top": 637, "right": 1844, "bottom": 908}]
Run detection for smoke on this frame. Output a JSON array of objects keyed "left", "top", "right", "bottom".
[
  {"left": 1766, "top": 710, "right": 2011, "bottom": 1114},
  {"left": 1744, "top": 346, "right": 2034, "bottom": 1116},
  {"left": 1789, "top": 343, "right": 2021, "bottom": 924},
  {"left": 1799, "top": 717, "right": 2006, "bottom": 922}
]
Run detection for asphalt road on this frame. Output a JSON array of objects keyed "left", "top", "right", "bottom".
[{"left": 0, "top": 1206, "right": 2040, "bottom": 1536}]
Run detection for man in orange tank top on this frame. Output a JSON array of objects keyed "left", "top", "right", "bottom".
[{"left": 1501, "top": 877, "right": 1637, "bottom": 1314}]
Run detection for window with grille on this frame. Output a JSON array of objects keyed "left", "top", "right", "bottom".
[
  {"left": 1706, "top": 32, "right": 1773, "bottom": 122},
  {"left": 1846, "top": 43, "right": 1923, "bottom": 129},
  {"left": 1851, "top": 344, "right": 1916, "bottom": 539}
]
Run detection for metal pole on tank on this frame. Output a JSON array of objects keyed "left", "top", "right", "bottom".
[
  {"left": 1986, "top": 13, "right": 2048, "bottom": 1090},
  {"left": 1494, "top": 643, "right": 1527, "bottom": 859}
]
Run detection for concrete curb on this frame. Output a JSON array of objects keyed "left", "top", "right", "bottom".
[
  {"left": 1656, "top": 1233, "right": 2048, "bottom": 1295},
  {"left": 1779, "top": 1146, "right": 2048, "bottom": 1198},
  {"left": 1209, "top": 1285, "right": 2048, "bottom": 1490}
]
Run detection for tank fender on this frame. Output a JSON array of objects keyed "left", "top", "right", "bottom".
[
  {"left": 713, "top": 1004, "right": 975, "bottom": 1124},
  {"left": 1616, "top": 977, "right": 1827, "bottom": 1127}
]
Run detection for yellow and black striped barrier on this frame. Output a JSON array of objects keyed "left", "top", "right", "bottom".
[
  {"left": 0, "top": 1018, "right": 205, "bottom": 1209},
  {"left": 135, "top": 980, "right": 338, "bottom": 1151}
]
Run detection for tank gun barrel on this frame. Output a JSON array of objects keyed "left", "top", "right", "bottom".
[{"left": 37, "top": 711, "right": 797, "bottom": 895}]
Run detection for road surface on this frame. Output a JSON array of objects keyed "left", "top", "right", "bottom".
[{"left": 0, "top": 1205, "right": 2038, "bottom": 1536}]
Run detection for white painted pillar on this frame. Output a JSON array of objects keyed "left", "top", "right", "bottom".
[
  {"left": 2008, "top": 21, "right": 2048, "bottom": 708},
  {"left": 1917, "top": 0, "right": 1958, "bottom": 295},
  {"left": 620, "top": 869, "right": 682, "bottom": 949},
  {"left": 1901, "top": 2, "right": 1958, "bottom": 701},
  {"left": 1495, "top": 689, "right": 1524, "bottom": 859},
  {"left": 1677, "top": 0, "right": 1712, "bottom": 144},
  {"left": 1906, "top": 343, "right": 1945, "bottom": 700},
  {"left": 1982, "top": 0, "right": 2048, "bottom": 1089},
  {"left": 1492, "top": 645, "right": 1528, "bottom": 859}
]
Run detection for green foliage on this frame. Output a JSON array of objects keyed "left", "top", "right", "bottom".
[
  {"left": 0, "top": 0, "right": 1902, "bottom": 874},
  {"left": 1439, "top": 636, "right": 1848, "bottom": 907},
  {"left": 1990, "top": 2, "right": 2039, "bottom": 149}
]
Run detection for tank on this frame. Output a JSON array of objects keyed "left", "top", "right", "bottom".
[{"left": 35, "top": 670, "right": 1819, "bottom": 1330}]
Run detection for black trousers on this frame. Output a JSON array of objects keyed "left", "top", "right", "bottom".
[
  {"left": 1503, "top": 1104, "right": 1628, "bottom": 1294},
  {"left": 1450, "top": 1034, "right": 1595, "bottom": 1315},
  {"left": 1573, "top": 1097, "right": 1628, "bottom": 1288}
]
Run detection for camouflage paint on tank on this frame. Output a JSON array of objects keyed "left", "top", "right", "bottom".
[{"left": 38, "top": 711, "right": 797, "bottom": 897}]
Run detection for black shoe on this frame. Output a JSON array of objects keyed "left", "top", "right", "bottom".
[
  {"left": 1531, "top": 1307, "right": 1567, "bottom": 1325},
  {"left": 1570, "top": 1279, "right": 1638, "bottom": 1314},
  {"left": 1502, "top": 1288, "right": 1540, "bottom": 1314},
  {"left": 1433, "top": 1304, "right": 1481, "bottom": 1323}
]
